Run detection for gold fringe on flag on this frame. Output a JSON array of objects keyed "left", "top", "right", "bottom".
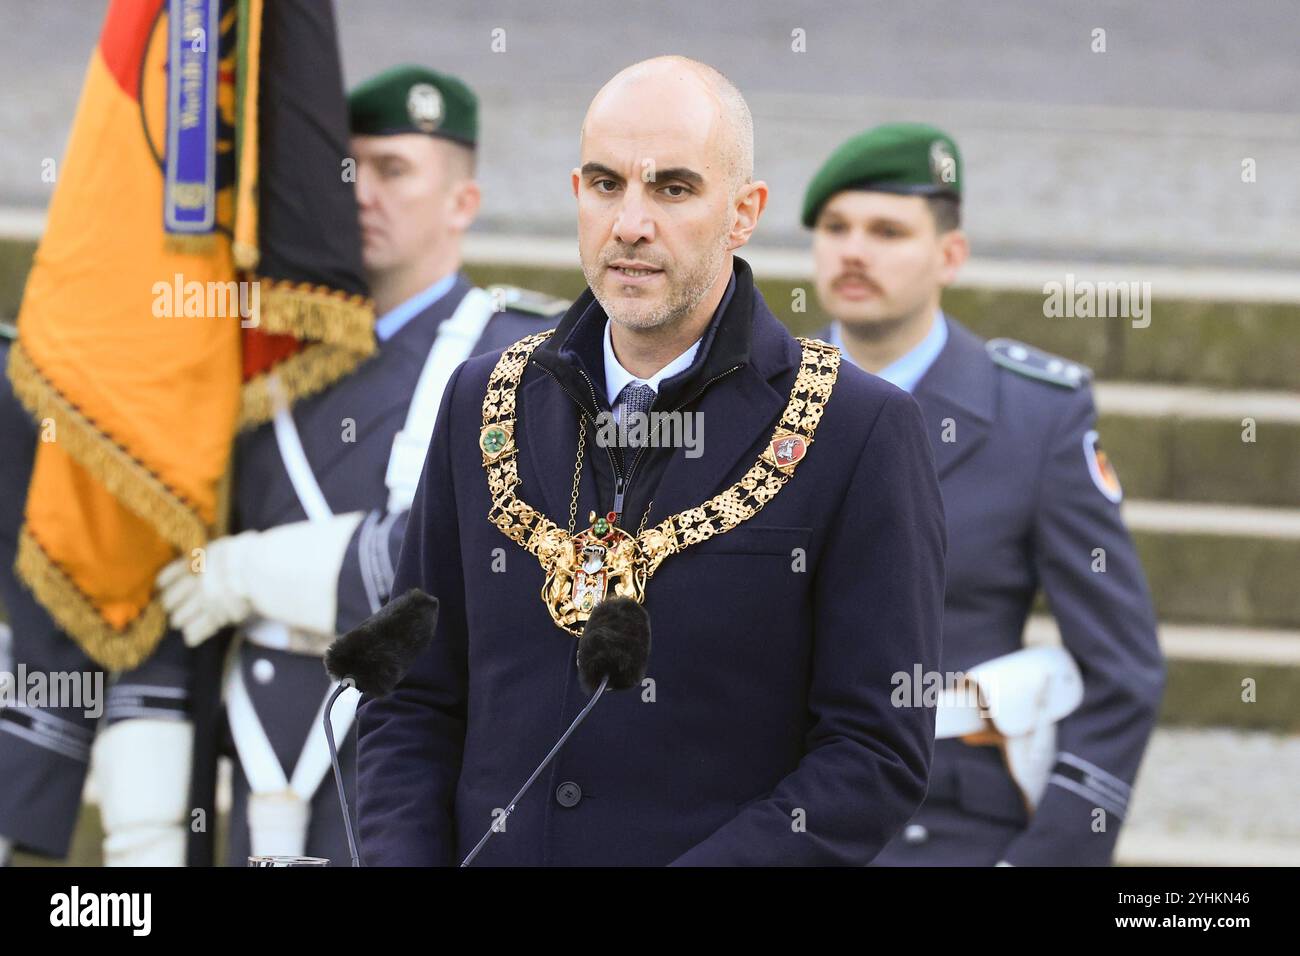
[
  {"left": 17, "top": 529, "right": 169, "bottom": 671},
  {"left": 239, "top": 277, "right": 375, "bottom": 428},
  {"left": 7, "top": 341, "right": 208, "bottom": 553}
]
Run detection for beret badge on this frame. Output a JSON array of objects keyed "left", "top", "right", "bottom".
[{"left": 407, "top": 82, "right": 444, "bottom": 133}]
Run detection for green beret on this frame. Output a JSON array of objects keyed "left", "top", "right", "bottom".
[
  {"left": 348, "top": 65, "right": 478, "bottom": 147},
  {"left": 802, "top": 122, "right": 961, "bottom": 227}
]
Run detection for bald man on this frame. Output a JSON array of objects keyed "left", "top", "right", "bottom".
[{"left": 356, "top": 57, "right": 946, "bottom": 866}]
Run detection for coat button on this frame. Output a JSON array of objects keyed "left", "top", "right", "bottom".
[
  {"left": 555, "top": 781, "right": 582, "bottom": 808},
  {"left": 903, "top": 824, "right": 929, "bottom": 845}
]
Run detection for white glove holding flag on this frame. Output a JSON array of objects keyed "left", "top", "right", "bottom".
[{"left": 155, "top": 512, "right": 364, "bottom": 646}]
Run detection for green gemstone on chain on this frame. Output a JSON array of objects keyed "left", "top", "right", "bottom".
[
  {"left": 482, "top": 427, "right": 506, "bottom": 453},
  {"left": 593, "top": 517, "right": 610, "bottom": 537}
]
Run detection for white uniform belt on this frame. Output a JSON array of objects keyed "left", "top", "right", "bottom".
[
  {"left": 269, "top": 373, "right": 334, "bottom": 523},
  {"left": 934, "top": 689, "right": 990, "bottom": 739},
  {"left": 385, "top": 286, "right": 496, "bottom": 514},
  {"left": 932, "top": 645, "right": 1085, "bottom": 811},
  {"left": 934, "top": 646, "right": 1083, "bottom": 740}
]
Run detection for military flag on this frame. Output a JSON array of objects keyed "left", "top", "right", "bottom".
[{"left": 8, "top": 0, "right": 372, "bottom": 669}]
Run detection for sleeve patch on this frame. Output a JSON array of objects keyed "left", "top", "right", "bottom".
[{"left": 1083, "top": 429, "right": 1123, "bottom": 503}]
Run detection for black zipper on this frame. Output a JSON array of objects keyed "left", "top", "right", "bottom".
[
  {"left": 620, "top": 364, "right": 743, "bottom": 506},
  {"left": 531, "top": 359, "right": 743, "bottom": 523}
]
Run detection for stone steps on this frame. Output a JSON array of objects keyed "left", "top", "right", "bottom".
[
  {"left": 1025, "top": 616, "right": 1300, "bottom": 732},
  {"left": 1098, "top": 382, "right": 1299, "bottom": 508},
  {"left": 1116, "top": 727, "right": 1300, "bottom": 866},
  {"left": 1126, "top": 500, "right": 1300, "bottom": 630}
]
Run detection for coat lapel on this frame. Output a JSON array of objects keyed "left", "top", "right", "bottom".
[
  {"left": 647, "top": 299, "right": 798, "bottom": 524},
  {"left": 911, "top": 318, "right": 997, "bottom": 479}
]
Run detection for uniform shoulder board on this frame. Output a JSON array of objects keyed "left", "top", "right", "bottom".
[
  {"left": 986, "top": 338, "right": 1091, "bottom": 389},
  {"left": 0, "top": 321, "right": 16, "bottom": 342},
  {"left": 486, "top": 285, "right": 570, "bottom": 318}
]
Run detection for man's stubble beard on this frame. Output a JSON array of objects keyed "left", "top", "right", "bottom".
[{"left": 583, "top": 226, "right": 732, "bottom": 333}]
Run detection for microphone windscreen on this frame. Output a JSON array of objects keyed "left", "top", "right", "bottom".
[
  {"left": 577, "top": 597, "right": 651, "bottom": 694},
  {"left": 324, "top": 589, "right": 439, "bottom": 696}
]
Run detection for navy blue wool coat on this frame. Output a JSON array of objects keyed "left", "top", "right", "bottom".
[{"left": 357, "top": 257, "right": 946, "bottom": 866}]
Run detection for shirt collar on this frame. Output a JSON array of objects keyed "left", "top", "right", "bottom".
[
  {"left": 830, "top": 309, "right": 949, "bottom": 394},
  {"left": 601, "top": 272, "right": 735, "bottom": 407},
  {"left": 373, "top": 271, "right": 459, "bottom": 342}
]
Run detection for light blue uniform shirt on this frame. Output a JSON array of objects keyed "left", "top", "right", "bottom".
[{"left": 373, "top": 271, "right": 459, "bottom": 343}]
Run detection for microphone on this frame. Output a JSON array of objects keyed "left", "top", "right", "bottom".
[
  {"left": 325, "top": 588, "right": 440, "bottom": 696},
  {"left": 460, "top": 596, "right": 650, "bottom": 866},
  {"left": 322, "top": 588, "right": 439, "bottom": 866}
]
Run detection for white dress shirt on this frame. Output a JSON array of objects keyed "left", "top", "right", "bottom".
[{"left": 602, "top": 320, "right": 703, "bottom": 418}]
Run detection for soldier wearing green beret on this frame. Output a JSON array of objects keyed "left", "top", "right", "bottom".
[
  {"left": 805, "top": 122, "right": 1163, "bottom": 866},
  {"left": 152, "top": 65, "right": 562, "bottom": 864},
  {"left": 349, "top": 65, "right": 481, "bottom": 310}
]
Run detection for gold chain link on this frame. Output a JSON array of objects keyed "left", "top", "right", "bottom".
[
  {"left": 567, "top": 417, "right": 586, "bottom": 535},
  {"left": 478, "top": 329, "right": 839, "bottom": 635},
  {"left": 636, "top": 499, "right": 654, "bottom": 536}
]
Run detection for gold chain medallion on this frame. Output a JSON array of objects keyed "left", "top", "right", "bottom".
[{"left": 480, "top": 330, "right": 840, "bottom": 636}]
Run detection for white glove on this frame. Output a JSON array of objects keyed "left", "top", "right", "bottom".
[
  {"left": 157, "top": 533, "right": 253, "bottom": 646},
  {"left": 156, "top": 512, "right": 364, "bottom": 647}
]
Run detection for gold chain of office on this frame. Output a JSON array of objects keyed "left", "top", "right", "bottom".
[{"left": 478, "top": 329, "right": 841, "bottom": 636}]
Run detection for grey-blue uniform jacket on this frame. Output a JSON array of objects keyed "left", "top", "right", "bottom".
[{"left": 822, "top": 316, "right": 1164, "bottom": 866}]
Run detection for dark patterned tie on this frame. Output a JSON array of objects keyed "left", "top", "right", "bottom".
[{"left": 617, "top": 382, "right": 657, "bottom": 463}]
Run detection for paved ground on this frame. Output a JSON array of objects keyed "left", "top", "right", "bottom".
[
  {"left": 1, "top": 1, "right": 1297, "bottom": 267},
  {"left": 1119, "top": 727, "right": 1300, "bottom": 865}
]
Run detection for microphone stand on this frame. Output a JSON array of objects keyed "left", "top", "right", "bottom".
[
  {"left": 324, "top": 678, "right": 361, "bottom": 867},
  {"left": 460, "top": 674, "right": 610, "bottom": 867}
]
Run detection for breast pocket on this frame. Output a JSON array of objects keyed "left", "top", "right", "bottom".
[{"left": 689, "top": 524, "right": 812, "bottom": 557}]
